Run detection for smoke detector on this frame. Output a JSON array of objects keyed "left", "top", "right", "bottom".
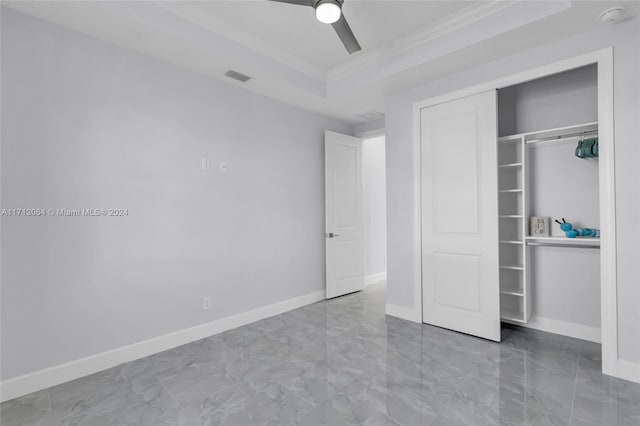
[{"left": 599, "top": 5, "right": 627, "bottom": 23}]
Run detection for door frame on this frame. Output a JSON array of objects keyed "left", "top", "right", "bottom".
[
  {"left": 411, "top": 48, "right": 618, "bottom": 377},
  {"left": 324, "top": 130, "right": 365, "bottom": 299}
]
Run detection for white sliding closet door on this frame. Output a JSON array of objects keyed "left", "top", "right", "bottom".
[{"left": 420, "top": 90, "right": 501, "bottom": 342}]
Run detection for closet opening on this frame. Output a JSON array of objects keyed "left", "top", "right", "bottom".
[{"left": 497, "top": 64, "right": 602, "bottom": 346}]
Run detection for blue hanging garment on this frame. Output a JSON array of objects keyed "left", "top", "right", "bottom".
[
  {"left": 575, "top": 137, "right": 598, "bottom": 158},
  {"left": 574, "top": 140, "right": 582, "bottom": 158}
]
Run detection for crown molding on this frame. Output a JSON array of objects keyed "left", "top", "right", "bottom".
[
  {"left": 3, "top": 0, "right": 581, "bottom": 124},
  {"left": 328, "top": 0, "right": 522, "bottom": 81}
]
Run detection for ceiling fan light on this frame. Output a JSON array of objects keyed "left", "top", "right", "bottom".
[{"left": 315, "top": 1, "right": 341, "bottom": 24}]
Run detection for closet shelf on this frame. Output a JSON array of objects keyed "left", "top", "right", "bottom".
[
  {"left": 500, "top": 264, "right": 524, "bottom": 271},
  {"left": 525, "top": 236, "right": 600, "bottom": 248},
  {"left": 499, "top": 162, "right": 523, "bottom": 169},
  {"left": 499, "top": 189, "right": 523, "bottom": 193},
  {"left": 500, "top": 240, "right": 523, "bottom": 245},
  {"left": 498, "top": 137, "right": 522, "bottom": 144},
  {"left": 499, "top": 215, "right": 523, "bottom": 218},
  {"left": 501, "top": 312, "right": 527, "bottom": 323},
  {"left": 501, "top": 290, "right": 524, "bottom": 297},
  {"left": 500, "top": 121, "right": 598, "bottom": 143}
]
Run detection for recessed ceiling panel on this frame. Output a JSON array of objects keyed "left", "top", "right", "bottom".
[{"left": 192, "top": 0, "right": 478, "bottom": 70}]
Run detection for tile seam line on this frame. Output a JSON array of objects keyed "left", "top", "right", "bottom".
[
  {"left": 568, "top": 345, "right": 582, "bottom": 425},
  {"left": 46, "top": 387, "right": 52, "bottom": 411},
  {"left": 153, "top": 373, "right": 185, "bottom": 411}
]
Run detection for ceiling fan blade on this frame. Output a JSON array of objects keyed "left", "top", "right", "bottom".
[
  {"left": 267, "top": 0, "right": 314, "bottom": 6},
  {"left": 331, "top": 14, "right": 361, "bottom": 54}
]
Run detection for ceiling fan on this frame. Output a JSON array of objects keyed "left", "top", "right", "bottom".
[{"left": 268, "top": 0, "right": 362, "bottom": 54}]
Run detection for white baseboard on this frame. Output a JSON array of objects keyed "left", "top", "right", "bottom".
[
  {"left": 0, "top": 290, "right": 325, "bottom": 403},
  {"left": 517, "top": 316, "right": 601, "bottom": 343},
  {"left": 385, "top": 303, "right": 421, "bottom": 323},
  {"left": 365, "top": 272, "right": 387, "bottom": 286},
  {"left": 615, "top": 359, "right": 640, "bottom": 384}
]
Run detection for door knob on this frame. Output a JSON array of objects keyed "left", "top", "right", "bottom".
[{"left": 327, "top": 232, "right": 340, "bottom": 238}]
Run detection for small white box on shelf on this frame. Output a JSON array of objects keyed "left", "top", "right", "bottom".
[{"left": 530, "top": 216, "right": 550, "bottom": 237}]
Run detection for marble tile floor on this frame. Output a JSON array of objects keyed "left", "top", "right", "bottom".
[{"left": 2, "top": 283, "right": 639, "bottom": 426}]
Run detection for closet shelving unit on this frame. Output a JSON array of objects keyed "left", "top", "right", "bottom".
[
  {"left": 497, "top": 121, "right": 599, "bottom": 324},
  {"left": 497, "top": 132, "right": 527, "bottom": 323}
]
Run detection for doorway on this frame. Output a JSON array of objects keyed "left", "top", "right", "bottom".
[
  {"left": 362, "top": 135, "right": 387, "bottom": 287},
  {"left": 324, "top": 131, "right": 386, "bottom": 300}
]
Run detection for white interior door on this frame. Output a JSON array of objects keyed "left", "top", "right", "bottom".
[
  {"left": 420, "top": 90, "right": 501, "bottom": 341},
  {"left": 325, "top": 131, "right": 364, "bottom": 299}
]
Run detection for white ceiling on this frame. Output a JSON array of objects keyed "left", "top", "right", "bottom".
[
  {"left": 4, "top": 1, "right": 638, "bottom": 124},
  {"left": 192, "top": 0, "right": 479, "bottom": 71}
]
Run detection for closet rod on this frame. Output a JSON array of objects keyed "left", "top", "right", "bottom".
[
  {"left": 526, "top": 242, "right": 600, "bottom": 249},
  {"left": 526, "top": 131, "right": 598, "bottom": 145}
]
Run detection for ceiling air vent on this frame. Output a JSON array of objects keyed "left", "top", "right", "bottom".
[
  {"left": 224, "top": 70, "right": 251, "bottom": 83},
  {"left": 356, "top": 110, "right": 385, "bottom": 121}
]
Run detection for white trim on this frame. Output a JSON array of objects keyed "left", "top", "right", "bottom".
[
  {"left": 616, "top": 360, "right": 640, "bottom": 384},
  {"left": 413, "top": 49, "right": 613, "bottom": 110},
  {"left": 329, "top": 1, "right": 518, "bottom": 81},
  {"left": 365, "top": 272, "right": 387, "bottom": 286},
  {"left": 413, "top": 90, "right": 423, "bottom": 323},
  {"left": 517, "top": 316, "right": 601, "bottom": 343},
  {"left": 0, "top": 290, "right": 325, "bottom": 403},
  {"left": 595, "top": 49, "right": 618, "bottom": 377},
  {"left": 385, "top": 303, "right": 421, "bottom": 323},
  {"left": 412, "top": 48, "right": 619, "bottom": 377}
]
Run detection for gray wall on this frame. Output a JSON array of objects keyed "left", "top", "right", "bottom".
[
  {"left": 0, "top": 8, "right": 351, "bottom": 380},
  {"left": 353, "top": 118, "right": 385, "bottom": 137},
  {"left": 498, "top": 64, "right": 598, "bottom": 136},
  {"left": 527, "top": 142, "right": 600, "bottom": 328},
  {"left": 386, "top": 18, "right": 640, "bottom": 363}
]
